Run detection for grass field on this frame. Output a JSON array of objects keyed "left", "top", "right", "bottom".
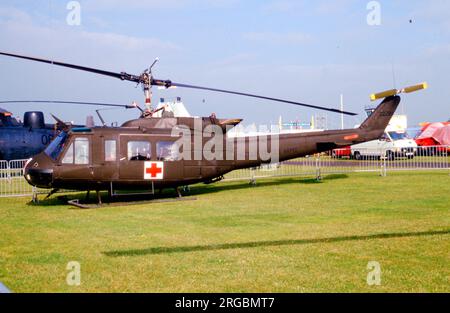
[{"left": 0, "top": 171, "right": 449, "bottom": 293}]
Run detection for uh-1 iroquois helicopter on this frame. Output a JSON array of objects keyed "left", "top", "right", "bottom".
[{"left": 0, "top": 51, "right": 427, "bottom": 205}]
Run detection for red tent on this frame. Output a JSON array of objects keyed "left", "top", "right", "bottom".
[
  {"left": 433, "top": 125, "right": 450, "bottom": 145},
  {"left": 416, "top": 122, "right": 450, "bottom": 146}
]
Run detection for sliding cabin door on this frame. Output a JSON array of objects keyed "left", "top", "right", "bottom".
[
  {"left": 118, "top": 135, "right": 184, "bottom": 183},
  {"left": 119, "top": 135, "right": 152, "bottom": 181},
  {"left": 90, "top": 136, "right": 119, "bottom": 181}
]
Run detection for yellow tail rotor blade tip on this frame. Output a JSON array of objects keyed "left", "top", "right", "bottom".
[
  {"left": 369, "top": 89, "right": 398, "bottom": 101},
  {"left": 403, "top": 82, "right": 428, "bottom": 93}
]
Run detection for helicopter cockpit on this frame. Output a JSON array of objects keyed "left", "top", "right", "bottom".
[{"left": 0, "top": 109, "right": 20, "bottom": 127}]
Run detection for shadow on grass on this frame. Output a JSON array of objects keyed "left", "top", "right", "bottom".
[
  {"left": 28, "top": 174, "right": 349, "bottom": 207},
  {"left": 103, "top": 229, "right": 450, "bottom": 257},
  {"left": 28, "top": 191, "right": 191, "bottom": 207},
  {"left": 187, "top": 174, "right": 348, "bottom": 197}
]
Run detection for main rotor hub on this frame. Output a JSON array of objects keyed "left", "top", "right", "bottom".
[{"left": 140, "top": 72, "right": 151, "bottom": 86}]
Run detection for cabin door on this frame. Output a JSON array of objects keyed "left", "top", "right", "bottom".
[
  {"left": 91, "top": 137, "right": 119, "bottom": 181},
  {"left": 54, "top": 135, "right": 94, "bottom": 181},
  {"left": 154, "top": 140, "right": 183, "bottom": 181}
]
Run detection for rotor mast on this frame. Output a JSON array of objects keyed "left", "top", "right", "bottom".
[
  {"left": 143, "top": 76, "right": 151, "bottom": 111},
  {"left": 141, "top": 57, "right": 159, "bottom": 113}
]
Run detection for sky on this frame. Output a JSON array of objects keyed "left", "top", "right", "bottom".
[{"left": 0, "top": 0, "right": 449, "bottom": 129}]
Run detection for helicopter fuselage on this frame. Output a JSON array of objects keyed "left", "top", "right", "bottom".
[{"left": 24, "top": 96, "right": 400, "bottom": 192}]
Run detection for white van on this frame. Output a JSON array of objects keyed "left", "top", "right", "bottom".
[{"left": 351, "top": 130, "right": 418, "bottom": 160}]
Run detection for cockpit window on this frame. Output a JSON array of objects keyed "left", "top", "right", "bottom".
[
  {"left": 44, "top": 131, "right": 68, "bottom": 160},
  {"left": 74, "top": 138, "right": 89, "bottom": 164},
  {"left": 62, "top": 137, "right": 90, "bottom": 164},
  {"left": 62, "top": 143, "right": 74, "bottom": 164}
]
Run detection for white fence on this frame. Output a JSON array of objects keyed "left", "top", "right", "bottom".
[
  {"left": 0, "top": 159, "right": 37, "bottom": 197},
  {"left": 0, "top": 146, "right": 449, "bottom": 198},
  {"left": 224, "top": 146, "right": 450, "bottom": 182}
]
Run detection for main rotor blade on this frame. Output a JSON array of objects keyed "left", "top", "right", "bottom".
[
  {"left": 0, "top": 100, "right": 136, "bottom": 109},
  {"left": 0, "top": 51, "right": 140, "bottom": 83},
  {"left": 0, "top": 51, "right": 358, "bottom": 116},
  {"left": 155, "top": 80, "right": 357, "bottom": 116}
]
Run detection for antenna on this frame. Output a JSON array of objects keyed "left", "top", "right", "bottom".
[
  {"left": 391, "top": 62, "right": 397, "bottom": 89},
  {"left": 149, "top": 57, "right": 159, "bottom": 73},
  {"left": 95, "top": 109, "right": 106, "bottom": 126}
]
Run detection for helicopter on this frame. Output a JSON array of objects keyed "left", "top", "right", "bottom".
[
  {"left": 0, "top": 51, "right": 427, "bottom": 204},
  {"left": 0, "top": 107, "right": 60, "bottom": 160}
]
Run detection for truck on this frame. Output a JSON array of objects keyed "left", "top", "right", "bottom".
[{"left": 351, "top": 130, "right": 418, "bottom": 160}]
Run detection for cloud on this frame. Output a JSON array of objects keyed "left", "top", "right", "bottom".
[
  {"left": 409, "top": 0, "right": 450, "bottom": 33},
  {"left": 80, "top": 31, "right": 179, "bottom": 52},
  {"left": 212, "top": 53, "right": 258, "bottom": 66},
  {"left": 0, "top": 6, "right": 180, "bottom": 63},
  {"left": 0, "top": 5, "right": 183, "bottom": 125},
  {"left": 315, "top": 0, "right": 356, "bottom": 15},
  {"left": 0, "top": 6, "right": 33, "bottom": 24},
  {"left": 262, "top": 0, "right": 299, "bottom": 12},
  {"left": 243, "top": 31, "right": 312, "bottom": 45},
  {"left": 83, "top": 0, "right": 241, "bottom": 11},
  {"left": 83, "top": 0, "right": 187, "bottom": 10},
  {"left": 261, "top": 0, "right": 355, "bottom": 15},
  {"left": 413, "top": 0, "right": 450, "bottom": 19},
  {"left": 87, "top": 16, "right": 109, "bottom": 29},
  {"left": 424, "top": 44, "right": 450, "bottom": 56}
]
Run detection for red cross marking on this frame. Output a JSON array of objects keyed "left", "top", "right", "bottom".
[{"left": 146, "top": 163, "right": 162, "bottom": 177}]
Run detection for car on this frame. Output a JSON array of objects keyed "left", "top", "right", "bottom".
[{"left": 331, "top": 146, "right": 351, "bottom": 158}]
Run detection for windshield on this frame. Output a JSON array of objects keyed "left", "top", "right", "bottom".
[
  {"left": 388, "top": 131, "right": 410, "bottom": 140},
  {"left": 44, "top": 131, "right": 68, "bottom": 160}
]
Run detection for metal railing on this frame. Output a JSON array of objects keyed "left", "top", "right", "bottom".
[
  {"left": 0, "top": 146, "right": 448, "bottom": 198},
  {"left": 224, "top": 145, "right": 450, "bottom": 182},
  {"left": 0, "top": 159, "right": 36, "bottom": 197}
]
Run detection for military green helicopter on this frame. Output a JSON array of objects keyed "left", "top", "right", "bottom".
[{"left": 0, "top": 51, "right": 427, "bottom": 205}]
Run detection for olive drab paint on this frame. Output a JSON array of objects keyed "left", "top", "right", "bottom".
[
  {"left": 23, "top": 96, "right": 401, "bottom": 193},
  {"left": 0, "top": 51, "right": 408, "bottom": 198}
]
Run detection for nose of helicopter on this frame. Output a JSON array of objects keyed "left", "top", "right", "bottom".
[{"left": 24, "top": 154, "right": 54, "bottom": 188}]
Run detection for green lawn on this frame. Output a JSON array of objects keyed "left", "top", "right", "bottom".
[{"left": 0, "top": 171, "right": 449, "bottom": 292}]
